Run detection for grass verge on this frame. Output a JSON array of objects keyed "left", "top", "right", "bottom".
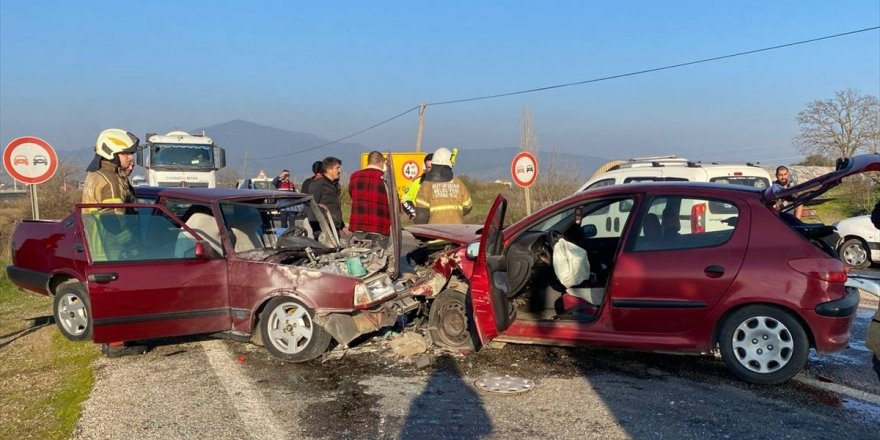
[{"left": 0, "top": 271, "right": 99, "bottom": 440}]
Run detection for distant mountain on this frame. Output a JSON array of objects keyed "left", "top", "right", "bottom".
[{"left": 50, "top": 120, "right": 609, "bottom": 183}]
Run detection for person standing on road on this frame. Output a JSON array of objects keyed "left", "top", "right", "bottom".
[
  {"left": 771, "top": 166, "right": 804, "bottom": 219},
  {"left": 401, "top": 153, "right": 432, "bottom": 220},
  {"left": 82, "top": 128, "right": 147, "bottom": 358},
  {"left": 414, "top": 147, "right": 472, "bottom": 224},
  {"left": 272, "top": 169, "right": 297, "bottom": 227},
  {"left": 272, "top": 169, "right": 296, "bottom": 191},
  {"left": 300, "top": 161, "right": 323, "bottom": 194},
  {"left": 307, "top": 156, "right": 348, "bottom": 235},
  {"left": 348, "top": 151, "right": 391, "bottom": 244}
]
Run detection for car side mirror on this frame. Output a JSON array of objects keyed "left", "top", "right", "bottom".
[
  {"left": 581, "top": 224, "right": 598, "bottom": 238},
  {"left": 465, "top": 241, "right": 480, "bottom": 261}
]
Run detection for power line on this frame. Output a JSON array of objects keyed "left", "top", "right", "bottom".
[
  {"left": 256, "top": 26, "right": 879, "bottom": 160},
  {"left": 427, "top": 26, "right": 880, "bottom": 106}
]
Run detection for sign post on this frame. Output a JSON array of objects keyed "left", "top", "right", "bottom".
[
  {"left": 511, "top": 151, "right": 539, "bottom": 216},
  {"left": 3, "top": 137, "right": 59, "bottom": 219}
]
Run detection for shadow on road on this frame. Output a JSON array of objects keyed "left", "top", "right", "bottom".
[
  {"left": 0, "top": 315, "right": 54, "bottom": 349},
  {"left": 400, "top": 354, "right": 493, "bottom": 440}
]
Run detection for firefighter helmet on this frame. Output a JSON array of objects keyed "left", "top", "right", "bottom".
[{"left": 95, "top": 129, "right": 139, "bottom": 160}]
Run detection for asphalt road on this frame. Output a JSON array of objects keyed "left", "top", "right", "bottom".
[{"left": 73, "top": 285, "right": 880, "bottom": 440}]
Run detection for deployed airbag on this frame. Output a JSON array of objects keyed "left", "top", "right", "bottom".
[{"left": 552, "top": 238, "right": 590, "bottom": 288}]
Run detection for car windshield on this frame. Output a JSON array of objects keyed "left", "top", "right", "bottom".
[
  {"left": 219, "top": 198, "right": 325, "bottom": 252},
  {"left": 151, "top": 144, "right": 214, "bottom": 168}
]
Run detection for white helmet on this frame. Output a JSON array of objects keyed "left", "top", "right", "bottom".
[
  {"left": 432, "top": 147, "right": 453, "bottom": 167},
  {"left": 95, "top": 128, "right": 139, "bottom": 160}
]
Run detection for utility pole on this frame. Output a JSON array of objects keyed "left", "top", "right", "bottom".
[
  {"left": 415, "top": 103, "right": 427, "bottom": 152},
  {"left": 242, "top": 150, "right": 250, "bottom": 179}
]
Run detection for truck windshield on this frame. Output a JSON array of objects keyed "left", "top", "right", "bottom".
[{"left": 151, "top": 144, "right": 214, "bottom": 168}]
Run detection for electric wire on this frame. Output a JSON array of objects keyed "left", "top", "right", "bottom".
[{"left": 254, "top": 26, "right": 879, "bottom": 160}]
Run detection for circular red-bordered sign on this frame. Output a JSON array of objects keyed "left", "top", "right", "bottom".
[
  {"left": 4, "top": 137, "right": 59, "bottom": 184},
  {"left": 511, "top": 151, "right": 538, "bottom": 188},
  {"left": 401, "top": 159, "right": 421, "bottom": 181}
]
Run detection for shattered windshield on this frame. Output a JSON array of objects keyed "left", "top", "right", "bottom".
[{"left": 219, "top": 198, "right": 326, "bottom": 252}]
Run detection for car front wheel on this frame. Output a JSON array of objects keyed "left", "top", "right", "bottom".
[
  {"left": 259, "top": 297, "right": 331, "bottom": 362},
  {"left": 428, "top": 289, "right": 475, "bottom": 351},
  {"left": 53, "top": 281, "right": 92, "bottom": 341},
  {"left": 839, "top": 238, "right": 871, "bottom": 269},
  {"left": 718, "top": 305, "right": 809, "bottom": 385}
]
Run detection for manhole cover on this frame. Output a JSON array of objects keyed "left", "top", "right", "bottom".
[{"left": 474, "top": 375, "right": 535, "bottom": 395}]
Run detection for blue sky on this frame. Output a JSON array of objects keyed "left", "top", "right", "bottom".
[{"left": 1, "top": 1, "right": 878, "bottom": 164}]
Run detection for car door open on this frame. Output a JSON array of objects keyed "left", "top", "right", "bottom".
[{"left": 468, "top": 195, "right": 513, "bottom": 346}]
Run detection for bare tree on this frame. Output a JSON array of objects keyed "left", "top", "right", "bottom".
[
  {"left": 795, "top": 89, "right": 880, "bottom": 159},
  {"left": 521, "top": 106, "right": 538, "bottom": 153}
]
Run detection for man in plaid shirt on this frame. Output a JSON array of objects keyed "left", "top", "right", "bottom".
[{"left": 348, "top": 151, "right": 391, "bottom": 237}]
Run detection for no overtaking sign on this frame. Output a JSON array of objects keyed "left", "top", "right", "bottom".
[{"left": 3, "top": 136, "right": 58, "bottom": 184}]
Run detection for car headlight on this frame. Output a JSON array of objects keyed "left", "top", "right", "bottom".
[{"left": 353, "top": 274, "right": 396, "bottom": 307}]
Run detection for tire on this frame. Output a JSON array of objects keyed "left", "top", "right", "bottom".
[
  {"left": 259, "top": 297, "right": 331, "bottom": 362},
  {"left": 717, "top": 305, "right": 809, "bottom": 385},
  {"left": 53, "top": 281, "right": 92, "bottom": 341},
  {"left": 838, "top": 238, "right": 871, "bottom": 269},
  {"left": 428, "top": 289, "right": 475, "bottom": 351}
]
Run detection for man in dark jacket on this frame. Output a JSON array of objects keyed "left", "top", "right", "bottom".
[
  {"left": 300, "top": 161, "right": 323, "bottom": 194},
  {"left": 307, "top": 156, "right": 348, "bottom": 235}
]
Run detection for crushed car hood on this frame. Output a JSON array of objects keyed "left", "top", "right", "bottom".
[
  {"left": 406, "top": 224, "right": 483, "bottom": 245},
  {"left": 763, "top": 153, "right": 879, "bottom": 208}
]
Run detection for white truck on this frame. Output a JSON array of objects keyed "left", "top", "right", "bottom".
[{"left": 136, "top": 131, "right": 227, "bottom": 188}]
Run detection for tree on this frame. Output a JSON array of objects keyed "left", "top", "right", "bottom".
[
  {"left": 794, "top": 154, "right": 834, "bottom": 167},
  {"left": 795, "top": 89, "right": 879, "bottom": 160}
]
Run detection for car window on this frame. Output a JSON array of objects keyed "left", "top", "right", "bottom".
[
  {"left": 527, "top": 198, "right": 634, "bottom": 239},
  {"left": 710, "top": 176, "right": 769, "bottom": 188},
  {"left": 81, "top": 207, "right": 202, "bottom": 262},
  {"left": 585, "top": 178, "right": 615, "bottom": 190},
  {"left": 631, "top": 196, "right": 739, "bottom": 252}
]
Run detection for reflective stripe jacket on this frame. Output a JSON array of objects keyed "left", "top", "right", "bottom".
[
  {"left": 414, "top": 176, "right": 473, "bottom": 224},
  {"left": 81, "top": 160, "right": 135, "bottom": 261}
]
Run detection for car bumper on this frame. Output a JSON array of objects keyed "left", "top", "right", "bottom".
[
  {"left": 6, "top": 265, "right": 51, "bottom": 295},
  {"left": 805, "top": 287, "right": 860, "bottom": 354}
]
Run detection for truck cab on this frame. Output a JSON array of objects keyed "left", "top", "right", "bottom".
[{"left": 136, "top": 131, "right": 227, "bottom": 188}]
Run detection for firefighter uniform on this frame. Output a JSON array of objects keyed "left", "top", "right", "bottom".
[{"left": 414, "top": 176, "right": 473, "bottom": 224}]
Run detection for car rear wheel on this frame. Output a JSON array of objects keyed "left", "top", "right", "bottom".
[
  {"left": 838, "top": 238, "right": 871, "bottom": 269},
  {"left": 429, "top": 289, "right": 475, "bottom": 351},
  {"left": 260, "top": 297, "right": 331, "bottom": 362},
  {"left": 53, "top": 281, "right": 92, "bottom": 341},
  {"left": 718, "top": 305, "right": 809, "bottom": 385}
]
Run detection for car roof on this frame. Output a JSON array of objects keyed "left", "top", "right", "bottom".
[
  {"left": 135, "top": 187, "right": 309, "bottom": 203},
  {"left": 584, "top": 181, "right": 764, "bottom": 195}
]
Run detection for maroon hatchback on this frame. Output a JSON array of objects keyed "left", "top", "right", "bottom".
[
  {"left": 409, "top": 154, "right": 878, "bottom": 384},
  {"left": 8, "top": 186, "right": 444, "bottom": 362}
]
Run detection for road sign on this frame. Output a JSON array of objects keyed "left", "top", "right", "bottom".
[
  {"left": 511, "top": 151, "right": 538, "bottom": 188},
  {"left": 361, "top": 151, "right": 427, "bottom": 199},
  {"left": 4, "top": 136, "right": 58, "bottom": 185}
]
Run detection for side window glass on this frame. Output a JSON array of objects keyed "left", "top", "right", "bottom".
[
  {"left": 81, "top": 207, "right": 201, "bottom": 262},
  {"left": 585, "top": 178, "right": 615, "bottom": 191},
  {"left": 579, "top": 198, "right": 634, "bottom": 239},
  {"left": 631, "top": 196, "right": 739, "bottom": 252}
]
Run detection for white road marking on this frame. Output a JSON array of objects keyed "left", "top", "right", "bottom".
[
  {"left": 793, "top": 374, "right": 880, "bottom": 405},
  {"left": 201, "top": 340, "right": 288, "bottom": 439}
]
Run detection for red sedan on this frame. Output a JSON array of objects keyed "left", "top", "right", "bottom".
[{"left": 410, "top": 154, "right": 878, "bottom": 384}]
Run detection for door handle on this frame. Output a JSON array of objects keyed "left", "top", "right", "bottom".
[
  {"left": 74, "top": 243, "right": 84, "bottom": 253},
  {"left": 88, "top": 273, "right": 118, "bottom": 283},
  {"left": 704, "top": 265, "right": 725, "bottom": 277}
]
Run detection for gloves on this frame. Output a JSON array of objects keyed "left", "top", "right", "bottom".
[{"left": 402, "top": 201, "right": 416, "bottom": 219}]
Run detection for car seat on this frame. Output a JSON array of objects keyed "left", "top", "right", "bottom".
[
  {"left": 661, "top": 210, "right": 681, "bottom": 240},
  {"left": 175, "top": 206, "right": 223, "bottom": 257},
  {"left": 643, "top": 213, "right": 661, "bottom": 241}
]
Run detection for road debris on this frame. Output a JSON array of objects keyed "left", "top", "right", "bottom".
[
  {"left": 474, "top": 375, "right": 536, "bottom": 395},
  {"left": 389, "top": 333, "right": 429, "bottom": 358}
]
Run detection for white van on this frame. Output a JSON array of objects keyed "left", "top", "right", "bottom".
[{"left": 577, "top": 156, "right": 773, "bottom": 238}]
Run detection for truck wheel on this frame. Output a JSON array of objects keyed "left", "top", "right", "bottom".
[
  {"left": 429, "top": 289, "right": 475, "bottom": 351},
  {"left": 259, "top": 297, "right": 331, "bottom": 362},
  {"left": 838, "top": 238, "right": 871, "bottom": 269},
  {"left": 53, "top": 281, "right": 92, "bottom": 341},
  {"left": 717, "top": 305, "right": 809, "bottom": 385}
]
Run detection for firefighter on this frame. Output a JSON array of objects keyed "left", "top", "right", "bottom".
[
  {"left": 401, "top": 153, "right": 432, "bottom": 221},
  {"left": 82, "top": 128, "right": 147, "bottom": 357},
  {"left": 414, "top": 147, "right": 472, "bottom": 224}
]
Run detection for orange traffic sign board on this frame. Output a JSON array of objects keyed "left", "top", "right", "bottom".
[{"left": 4, "top": 136, "right": 58, "bottom": 184}]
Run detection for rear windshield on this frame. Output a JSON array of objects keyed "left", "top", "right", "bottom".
[{"left": 709, "top": 176, "right": 770, "bottom": 188}]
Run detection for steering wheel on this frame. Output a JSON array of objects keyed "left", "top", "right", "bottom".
[
  {"left": 279, "top": 225, "right": 309, "bottom": 240},
  {"left": 540, "top": 230, "right": 563, "bottom": 262}
]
